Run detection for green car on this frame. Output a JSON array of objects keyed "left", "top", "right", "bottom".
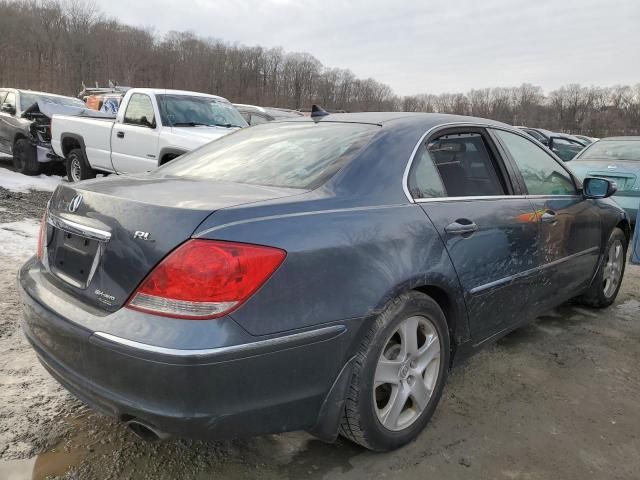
[{"left": 570, "top": 137, "right": 640, "bottom": 223}]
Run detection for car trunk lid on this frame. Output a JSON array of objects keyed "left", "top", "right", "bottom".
[{"left": 43, "top": 175, "right": 303, "bottom": 312}]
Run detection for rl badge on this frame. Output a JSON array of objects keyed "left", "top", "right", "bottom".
[{"left": 133, "top": 231, "right": 151, "bottom": 241}]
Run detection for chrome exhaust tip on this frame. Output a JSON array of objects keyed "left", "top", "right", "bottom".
[{"left": 125, "top": 419, "right": 169, "bottom": 441}]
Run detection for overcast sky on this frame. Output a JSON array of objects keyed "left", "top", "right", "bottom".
[{"left": 98, "top": 0, "right": 640, "bottom": 96}]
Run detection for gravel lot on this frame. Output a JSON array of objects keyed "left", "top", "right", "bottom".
[{"left": 1, "top": 165, "right": 639, "bottom": 480}]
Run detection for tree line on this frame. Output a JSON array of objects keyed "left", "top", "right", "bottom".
[{"left": 1, "top": 0, "right": 638, "bottom": 137}]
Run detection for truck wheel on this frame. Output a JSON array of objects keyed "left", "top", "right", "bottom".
[
  {"left": 66, "top": 149, "right": 95, "bottom": 183},
  {"left": 13, "top": 139, "right": 41, "bottom": 176}
]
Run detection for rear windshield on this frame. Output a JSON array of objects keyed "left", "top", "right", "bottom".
[
  {"left": 576, "top": 140, "right": 640, "bottom": 161},
  {"left": 155, "top": 122, "right": 379, "bottom": 189},
  {"left": 20, "top": 93, "right": 84, "bottom": 110}
]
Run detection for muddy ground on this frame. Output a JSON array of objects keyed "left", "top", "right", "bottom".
[{"left": 0, "top": 173, "right": 639, "bottom": 479}]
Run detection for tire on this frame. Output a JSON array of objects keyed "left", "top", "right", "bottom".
[
  {"left": 13, "top": 138, "right": 41, "bottom": 175},
  {"left": 339, "top": 291, "right": 450, "bottom": 451},
  {"left": 66, "top": 148, "right": 95, "bottom": 183},
  {"left": 576, "top": 227, "right": 627, "bottom": 308}
]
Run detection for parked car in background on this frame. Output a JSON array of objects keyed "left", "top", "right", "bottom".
[
  {"left": 573, "top": 134, "right": 598, "bottom": 144},
  {"left": 517, "top": 126, "right": 587, "bottom": 161},
  {"left": 52, "top": 88, "right": 247, "bottom": 182},
  {"left": 0, "top": 88, "right": 87, "bottom": 175},
  {"left": 570, "top": 137, "right": 640, "bottom": 223},
  {"left": 20, "top": 112, "right": 629, "bottom": 452},
  {"left": 233, "top": 104, "right": 303, "bottom": 125}
]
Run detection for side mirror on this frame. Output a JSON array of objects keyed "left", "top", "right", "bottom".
[
  {"left": 583, "top": 177, "right": 617, "bottom": 199},
  {"left": 1, "top": 103, "right": 16, "bottom": 115}
]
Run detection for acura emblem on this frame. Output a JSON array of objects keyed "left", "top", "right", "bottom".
[{"left": 68, "top": 194, "right": 83, "bottom": 213}]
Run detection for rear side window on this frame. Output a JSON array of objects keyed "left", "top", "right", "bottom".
[
  {"left": 155, "top": 122, "right": 379, "bottom": 189},
  {"left": 493, "top": 129, "right": 576, "bottom": 195},
  {"left": 124, "top": 94, "right": 156, "bottom": 128},
  {"left": 410, "top": 132, "right": 505, "bottom": 198}
]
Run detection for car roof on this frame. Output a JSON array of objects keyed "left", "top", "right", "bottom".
[
  {"left": 15, "top": 89, "right": 78, "bottom": 100},
  {"left": 275, "top": 111, "right": 511, "bottom": 129},
  {"left": 134, "top": 88, "right": 230, "bottom": 103},
  {"left": 599, "top": 136, "right": 640, "bottom": 141}
]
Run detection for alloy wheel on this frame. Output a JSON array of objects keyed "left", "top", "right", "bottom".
[
  {"left": 70, "top": 155, "right": 82, "bottom": 182},
  {"left": 373, "top": 315, "right": 441, "bottom": 431},
  {"left": 602, "top": 239, "right": 624, "bottom": 298}
]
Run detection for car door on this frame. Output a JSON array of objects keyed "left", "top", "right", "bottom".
[
  {"left": 110, "top": 93, "right": 160, "bottom": 173},
  {"left": 491, "top": 128, "right": 601, "bottom": 309},
  {"left": 407, "top": 127, "right": 541, "bottom": 341}
]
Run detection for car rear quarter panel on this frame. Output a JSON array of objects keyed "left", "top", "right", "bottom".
[{"left": 193, "top": 199, "right": 469, "bottom": 343}]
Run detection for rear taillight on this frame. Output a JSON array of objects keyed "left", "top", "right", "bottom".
[
  {"left": 126, "top": 239, "right": 286, "bottom": 319},
  {"left": 36, "top": 215, "right": 46, "bottom": 260}
]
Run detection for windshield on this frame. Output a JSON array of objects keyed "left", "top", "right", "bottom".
[
  {"left": 154, "top": 122, "right": 379, "bottom": 189},
  {"left": 156, "top": 94, "right": 247, "bottom": 128},
  {"left": 20, "top": 93, "right": 85, "bottom": 111},
  {"left": 576, "top": 140, "right": 640, "bottom": 161}
]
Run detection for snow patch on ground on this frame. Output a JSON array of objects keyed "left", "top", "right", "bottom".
[
  {"left": 0, "top": 168, "right": 61, "bottom": 193},
  {"left": 0, "top": 219, "right": 39, "bottom": 261}
]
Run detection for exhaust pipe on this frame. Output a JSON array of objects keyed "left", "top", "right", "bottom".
[{"left": 126, "top": 419, "right": 170, "bottom": 441}]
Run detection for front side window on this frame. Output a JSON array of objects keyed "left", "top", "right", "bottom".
[
  {"left": 154, "top": 122, "right": 379, "bottom": 189},
  {"left": 124, "top": 94, "right": 156, "bottom": 128},
  {"left": 411, "top": 132, "right": 505, "bottom": 198},
  {"left": 493, "top": 129, "right": 576, "bottom": 195}
]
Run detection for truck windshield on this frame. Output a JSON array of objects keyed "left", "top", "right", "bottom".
[
  {"left": 156, "top": 94, "right": 247, "bottom": 128},
  {"left": 154, "top": 122, "right": 379, "bottom": 189}
]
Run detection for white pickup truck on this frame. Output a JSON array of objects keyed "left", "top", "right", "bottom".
[{"left": 51, "top": 88, "right": 247, "bottom": 182}]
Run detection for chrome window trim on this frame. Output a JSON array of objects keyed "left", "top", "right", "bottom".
[
  {"left": 402, "top": 122, "right": 577, "bottom": 202},
  {"left": 93, "top": 325, "right": 345, "bottom": 358},
  {"left": 47, "top": 214, "right": 112, "bottom": 242},
  {"left": 414, "top": 194, "right": 580, "bottom": 204}
]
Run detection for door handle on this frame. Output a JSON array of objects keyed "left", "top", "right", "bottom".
[
  {"left": 116, "top": 131, "right": 125, "bottom": 138},
  {"left": 445, "top": 220, "right": 479, "bottom": 235},
  {"left": 541, "top": 210, "right": 557, "bottom": 224}
]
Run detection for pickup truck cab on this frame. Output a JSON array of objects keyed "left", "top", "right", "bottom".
[{"left": 51, "top": 88, "right": 247, "bottom": 182}]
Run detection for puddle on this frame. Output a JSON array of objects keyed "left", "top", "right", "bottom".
[
  {"left": 0, "top": 447, "right": 85, "bottom": 480},
  {"left": 0, "top": 416, "right": 112, "bottom": 480}
]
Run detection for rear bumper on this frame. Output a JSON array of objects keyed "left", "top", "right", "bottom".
[{"left": 18, "top": 260, "right": 359, "bottom": 439}]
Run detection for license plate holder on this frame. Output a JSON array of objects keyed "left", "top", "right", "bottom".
[{"left": 48, "top": 228, "right": 100, "bottom": 288}]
